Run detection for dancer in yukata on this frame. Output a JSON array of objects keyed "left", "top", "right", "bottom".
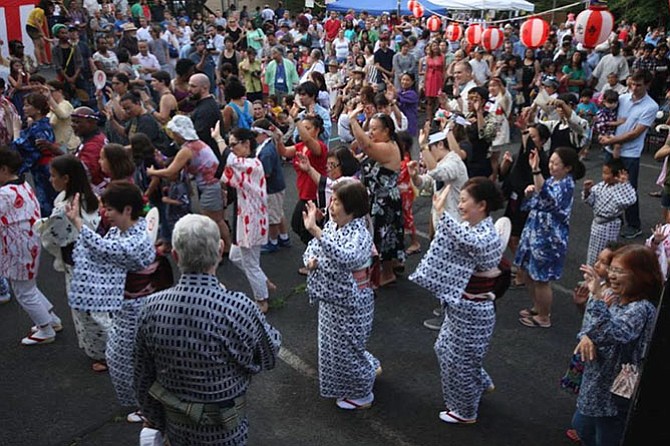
[
  {"left": 409, "top": 177, "right": 504, "bottom": 424},
  {"left": 302, "top": 180, "right": 380, "bottom": 410},
  {"left": 0, "top": 148, "right": 61, "bottom": 345},
  {"left": 66, "top": 181, "right": 156, "bottom": 422},
  {"left": 135, "top": 214, "right": 281, "bottom": 446},
  {"left": 213, "top": 124, "right": 274, "bottom": 314},
  {"left": 582, "top": 159, "right": 636, "bottom": 266}
]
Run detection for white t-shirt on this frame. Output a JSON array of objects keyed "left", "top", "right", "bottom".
[
  {"left": 334, "top": 38, "right": 349, "bottom": 60},
  {"left": 469, "top": 58, "right": 491, "bottom": 86}
]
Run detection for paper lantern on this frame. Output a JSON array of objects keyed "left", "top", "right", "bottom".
[
  {"left": 426, "top": 16, "right": 441, "bottom": 33},
  {"left": 520, "top": 18, "right": 550, "bottom": 49},
  {"left": 481, "top": 28, "right": 504, "bottom": 52},
  {"left": 408, "top": 0, "right": 418, "bottom": 11},
  {"left": 412, "top": 3, "right": 424, "bottom": 18},
  {"left": 574, "top": 7, "right": 614, "bottom": 49},
  {"left": 465, "top": 24, "right": 483, "bottom": 46},
  {"left": 444, "top": 23, "right": 462, "bottom": 42}
]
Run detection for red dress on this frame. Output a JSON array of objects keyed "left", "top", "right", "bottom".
[{"left": 424, "top": 55, "right": 445, "bottom": 98}]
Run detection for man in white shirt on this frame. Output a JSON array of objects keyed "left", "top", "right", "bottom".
[
  {"left": 449, "top": 61, "right": 477, "bottom": 115},
  {"left": 469, "top": 48, "right": 491, "bottom": 86},
  {"left": 590, "top": 40, "right": 630, "bottom": 91},
  {"left": 135, "top": 40, "right": 160, "bottom": 81},
  {"left": 261, "top": 5, "right": 275, "bottom": 23},
  {"left": 137, "top": 17, "right": 153, "bottom": 42}
]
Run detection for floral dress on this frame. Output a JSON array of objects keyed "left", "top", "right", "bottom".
[
  {"left": 360, "top": 158, "right": 405, "bottom": 263},
  {"left": 514, "top": 175, "right": 575, "bottom": 282}
]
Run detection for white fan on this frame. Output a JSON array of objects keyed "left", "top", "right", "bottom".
[{"left": 494, "top": 217, "right": 512, "bottom": 252}]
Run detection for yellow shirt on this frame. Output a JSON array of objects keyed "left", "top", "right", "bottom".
[{"left": 27, "top": 8, "right": 46, "bottom": 30}]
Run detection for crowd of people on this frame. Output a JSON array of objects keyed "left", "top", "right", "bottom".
[{"left": 1, "top": 1, "right": 670, "bottom": 445}]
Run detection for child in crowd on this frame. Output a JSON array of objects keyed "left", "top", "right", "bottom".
[
  {"left": 266, "top": 95, "right": 283, "bottom": 118},
  {"left": 582, "top": 159, "right": 636, "bottom": 266},
  {"left": 576, "top": 89, "right": 598, "bottom": 160},
  {"left": 0, "top": 148, "right": 61, "bottom": 345},
  {"left": 397, "top": 131, "right": 421, "bottom": 255},
  {"left": 162, "top": 169, "right": 191, "bottom": 242},
  {"left": 593, "top": 90, "right": 626, "bottom": 154},
  {"left": 600, "top": 72, "right": 628, "bottom": 96}
]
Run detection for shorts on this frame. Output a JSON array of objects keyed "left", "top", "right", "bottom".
[
  {"left": 198, "top": 183, "right": 224, "bottom": 212},
  {"left": 25, "top": 25, "right": 42, "bottom": 40},
  {"left": 267, "top": 190, "right": 285, "bottom": 225},
  {"left": 662, "top": 191, "right": 670, "bottom": 209}
]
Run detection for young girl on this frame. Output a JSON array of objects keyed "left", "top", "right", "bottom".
[
  {"left": 0, "top": 148, "right": 61, "bottom": 345},
  {"left": 213, "top": 124, "right": 274, "bottom": 314},
  {"left": 8, "top": 59, "right": 33, "bottom": 121},
  {"left": 302, "top": 181, "right": 379, "bottom": 410},
  {"left": 582, "top": 159, "right": 636, "bottom": 265},
  {"left": 39, "top": 155, "right": 104, "bottom": 366},
  {"left": 397, "top": 131, "right": 420, "bottom": 255}
]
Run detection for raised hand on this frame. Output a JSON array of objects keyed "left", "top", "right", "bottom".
[
  {"left": 302, "top": 200, "right": 319, "bottom": 233},
  {"left": 65, "top": 193, "right": 82, "bottom": 230},
  {"left": 528, "top": 148, "right": 539, "bottom": 170},
  {"left": 579, "top": 263, "right": 602, "bottom": 297}
]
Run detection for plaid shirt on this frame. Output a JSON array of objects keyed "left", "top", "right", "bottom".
[{"left": 632, "top": 56, "right": 657, "bottom": 72}]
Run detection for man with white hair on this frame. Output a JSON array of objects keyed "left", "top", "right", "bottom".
[{"left": 134, "top": 214, "right": 281, "bottom": 446}]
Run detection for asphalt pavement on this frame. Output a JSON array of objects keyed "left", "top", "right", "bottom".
[{"left": 1, "top": 138, "right": 665, "bottom": 446}]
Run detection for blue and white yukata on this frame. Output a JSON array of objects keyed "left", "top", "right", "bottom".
[
  {"left": 69, "top": 219, "right": 155, "bottom": 406},
  {"left": 583, "top": 181, "right": 636, "bottom": 265},
  {"left": 573, "top": 298, "right": 657, "bottom": 445},
  {"left": 303, "top": 217, "right": 379, "bottom": 401},
  {"left": 135, "top": 273, "right": 281, "bottom": 446},
  {"left": 514, "top": 176, "right": 575, "bottom": 282},
  {"left": 409, "top": 213, "right": 502, "bottom": 420}
]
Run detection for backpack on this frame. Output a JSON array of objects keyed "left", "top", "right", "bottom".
[{"left": 229, "top": 101, "right": 253, "bottom": 129}]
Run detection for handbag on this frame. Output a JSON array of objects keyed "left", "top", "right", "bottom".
[
  {"left": 560, "top": 353, "right": 585, "bottom": 395},
  {"left": 610, "top": 363, "right": 640, "bottom": 399}
]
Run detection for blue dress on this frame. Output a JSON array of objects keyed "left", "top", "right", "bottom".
[{"left": 514, "top": 175, "right": 575, "bottom": 282}]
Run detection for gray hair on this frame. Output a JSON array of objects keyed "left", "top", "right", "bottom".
[{"left": 172, "top": 214, "right": 221, "bottom": 273}]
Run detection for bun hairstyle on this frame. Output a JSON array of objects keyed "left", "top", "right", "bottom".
[
  {"left": 553, "top": 147, "right": 585, "bottom": 180},
  {"left": 462, "top": 177, "right": 504, "bottom": 214},
  {"left": 0, "top": 146, "right": 23, "bottom": 174}
]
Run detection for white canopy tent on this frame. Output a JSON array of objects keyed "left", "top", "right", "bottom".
[{"left": 429, "top": 0, "right": 535, "bottom": 12}]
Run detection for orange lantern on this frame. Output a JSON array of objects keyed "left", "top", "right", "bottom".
[
  {"left": 465, "top": 24, "right": 483, "bottom": 46},
  {"left": 427, "top": 16, "right": 441, "bottom": 32},
  {"left": 444, "top": 23, "right": 462, "bottom": 42},
  {"left": 520, "top": 18, "right": 550, "bottom": 49}
]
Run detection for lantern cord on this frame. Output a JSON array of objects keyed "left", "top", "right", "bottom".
[{"left": 421, "top": 1, "right": 587, "bottom": 26}]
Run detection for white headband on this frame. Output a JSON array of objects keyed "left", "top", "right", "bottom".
[{"left": 251, "top": 126, "right": 274, "bottom": 136}]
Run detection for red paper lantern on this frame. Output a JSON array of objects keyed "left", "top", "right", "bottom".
[
  {"left": 412, "top": 3, "right": 424, "bottom": 18},
  {"left": 444, "top": 23, "right": 461, "bottom": 42},
  {"left": 481, "top": 28, "right": 504, "bottom": 52},
  {"left": 574, "top": 7, "right": 614, "bottom": 49},
  {"left": 408, "top": 0, "right": 418, "bottom": 11},
  {"left": 426, "top": 16, "right": 441, "bottom": 33},
  {"left": 465, "top": 24, "right": 483, "bottom": 46},
  {"left": 520, "top": 18, "right": 550, "bottom": 49}
]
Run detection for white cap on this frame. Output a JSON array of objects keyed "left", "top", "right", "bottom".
[{"left": 428, "top": 131, "right": 448, "bottom": 145}]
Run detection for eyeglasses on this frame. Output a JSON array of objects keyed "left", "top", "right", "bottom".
[
  {"left": 607, "top": 266, "right": 629, "bottom": 276},
  {"left": 230, "top": 140, "right": 242, "bottom": 147},
  {"left": 326, "top": 162, "right": 340, "bottom": 170}
]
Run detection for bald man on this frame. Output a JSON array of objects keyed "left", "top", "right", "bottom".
[{"left": 189, "top": 73, "right": 222, "bottom": 158}]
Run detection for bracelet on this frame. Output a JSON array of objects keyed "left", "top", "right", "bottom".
[{"left": 532, "top": 170, "right": 542, "bottom": 175}]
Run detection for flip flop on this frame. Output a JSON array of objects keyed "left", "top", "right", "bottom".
[
  {"left": 649, "top": 191, "right": 662, "bottom": 198},
  {"left": 518, "top": 308, "right": 538, "bottom": 318},
  {"left": 519, "top": 315, "right": 551, "bottom": 328},
  {"left": 336, "top": 398, "right": 373, "bottom": 410},
  {"left": 92, "top": 361, "right": 108, "bottom": 373},
  {"left": 566, "top": 429, "right": 581, "bottom": 443},
  {"left": 405, "top": 247, "right": 422, "bottom": 255}
]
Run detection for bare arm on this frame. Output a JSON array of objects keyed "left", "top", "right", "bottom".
[
  {"left": 147, "top": 148, "right": 192, "bottom": 178},
  {"left": 296, "top": 119, "right": 323, "bottom": 156}
]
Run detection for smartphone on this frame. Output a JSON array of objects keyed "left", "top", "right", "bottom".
[{"left": 357, "top": 113, "right": 366, "bottom": 123}]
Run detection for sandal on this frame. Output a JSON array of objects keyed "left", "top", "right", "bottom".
[
  {"left": 336, "top": 395, "right": 373, "bottom": 410},
  {"left": 648, "top": 190, "right": 662, "bottom": 198},
  {"left": 518, "top": 308, "right": 538, "bottom": 318},
  {"left": 566, "top": 429, "right": 581, "bottom": 443},
  {"left": 519, "top": 315, "right": 551, "bottom": 328},
  {"left": 439, "top": 410, "right": 476, "bottom": 424},
  {"left": 92, "top": 361, "right": 108, "bottom": 373}
]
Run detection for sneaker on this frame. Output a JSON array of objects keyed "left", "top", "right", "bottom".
[
  {"left": 260, "top": 242, "right": 279, "bottom": 254},
  {"left": 21, "top": 328, "right": 56, "bottom": 346},
  {"left": 432, "top": 306, "right": 444, "bottom": 317},
  {"left": 278, "top": 237, "right": 291, "bottom": 248},
  {"left": 423, "top": 316, "right": 444, "bottom": 331},
  {"left": 621, "top": 227, "right": 642, "bottom": 239}
]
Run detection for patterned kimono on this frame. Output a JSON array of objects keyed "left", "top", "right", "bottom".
[
  {"left": 574, "top": 298, "right": 657, "bottom": 443},
  {"left": 135, "top": 273, "right": 281, "bottom": 445},
  {"left": 410, "top": 213, "right": 502, "bottom": 420},
  {"left": 583, "top": 181, "right": 636, "bottom": 265},
  {"left": 69, "top": 219, "right": 156, "bottom": 405},
  {"left": 303, "top": 217, "right": 379, "bottom": 400},
  {"left": 35, "top": 191, "right": 104, "bottom": 360},
  {"left": 515, "top": 176, "right": 575, "bottom": 282},
  {"left": 222, "top": 153, "right": 269, "bottom": 300}
]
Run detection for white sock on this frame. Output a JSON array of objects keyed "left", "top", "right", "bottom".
[
  {"left": 270, "top": 238, "right": 278, "bottom": 245},
  {"left": 279, "top": 233, "right": 289, "bottom": 240}
]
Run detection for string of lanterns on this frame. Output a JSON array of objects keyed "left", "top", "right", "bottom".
[{"left": 406, "top": 0, "right": 615, "bottom": 51}]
